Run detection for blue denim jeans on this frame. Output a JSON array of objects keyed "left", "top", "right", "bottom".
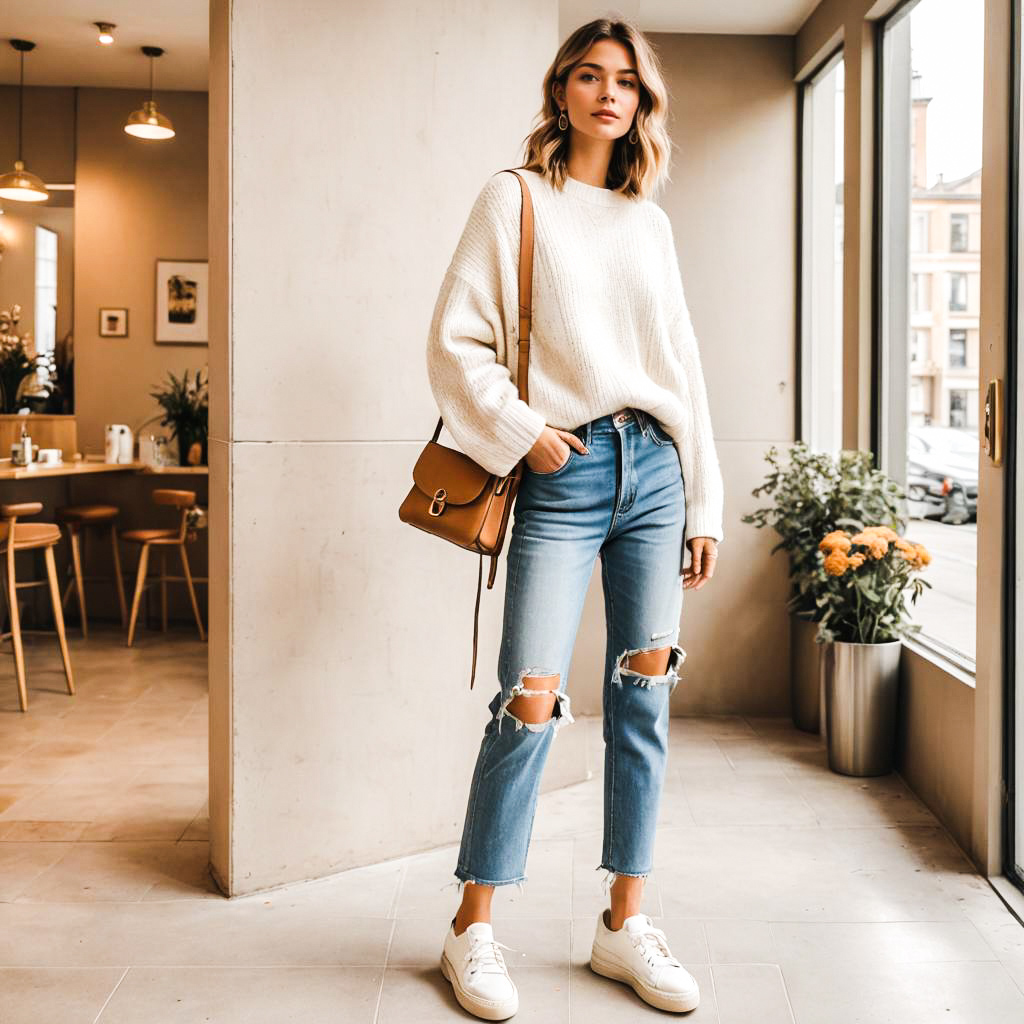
[{"left": 452, "top": 408, "right": 687, "bottom": 895}]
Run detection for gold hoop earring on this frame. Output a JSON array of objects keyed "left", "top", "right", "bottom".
[
  {"left": 558, "top": 109, "right": 569, "bottom": 131},
  {"left": 628, "top": 125, "right": 639, "bottom": 144}
]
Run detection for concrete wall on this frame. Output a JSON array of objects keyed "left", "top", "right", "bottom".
[{"left": 209, "top": 0, "right": 585, "bottom": 897}]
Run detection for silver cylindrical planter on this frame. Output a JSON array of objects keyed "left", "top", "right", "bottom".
[
  {"left": 790, "top": 613, "right": 823, "bottom": 733},
  {"left": 824, "top": 639, "right": 902, "bottom": 776}
]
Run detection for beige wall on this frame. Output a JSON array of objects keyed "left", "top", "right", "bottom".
[
  {"left": 73, "top": 88, "right": 209, "bottom": 456},
  {"left": 569, "top": 32, "right": 799, "bottom": 718},
  {"left": 0, "top": 85, "right": 77, "bottom": 184}
]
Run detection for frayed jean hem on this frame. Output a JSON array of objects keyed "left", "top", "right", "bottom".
[{"left": 445, "top": 868, "right": 527, "bottom": 896}]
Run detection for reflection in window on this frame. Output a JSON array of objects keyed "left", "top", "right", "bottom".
[
  {"left": 948, "top": 271, "right": 968, "bottom": 310},
  {"left": 34, "top": 226, "right": 57, "bottom": 355},
  {"left": 950, "top": 211, "right": 969, "bottom": 251},
  {"left": 799, "top": 51, "right": 844, "bottom": 456},
  {"left": 948, "top": 328, "right": 967, "bottom": 367},
  {"left": 880, "top": 0, "right": 982, "bottom": 665}
]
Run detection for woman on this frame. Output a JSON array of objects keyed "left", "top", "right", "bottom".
[{"left": 427, "top": 16, "right": 723, "bottom": 1019}]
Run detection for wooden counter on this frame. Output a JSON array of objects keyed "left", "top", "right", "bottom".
[
  {"left": 0, "top": 461, "right": 209, "bottom": 481},
  {"left": 0, "top": 460, "right": 210, "bottom": 628}
]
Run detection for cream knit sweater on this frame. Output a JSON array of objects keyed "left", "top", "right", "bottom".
[{"left": 425, "top": 167, "right": 725, "bottom": 545}]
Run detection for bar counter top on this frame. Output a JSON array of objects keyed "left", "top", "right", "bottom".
[{"left": 0, "top": 461, "right": 209, "bottom": 481}]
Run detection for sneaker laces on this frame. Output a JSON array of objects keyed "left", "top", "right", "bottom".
[
  {"left": 464, "top": 935, "right": 516, "bottom": 979},
  {"left": 629, "top": 921, "right": 682, "bottom": 970}
]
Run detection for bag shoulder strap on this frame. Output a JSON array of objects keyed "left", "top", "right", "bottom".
[
  {"left": 433, "top": 168, "right": 535, "bottom": 440},
  {"left": 467, "top": 169, "right": 534, "bottom": 688}
]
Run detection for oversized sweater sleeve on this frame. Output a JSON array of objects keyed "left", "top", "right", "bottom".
[
  {"left": 425, "top": 174, "right": 547, "bottom": 477},
  {"left": 658, "top": 210, "right": 726, "bottom": 545}
]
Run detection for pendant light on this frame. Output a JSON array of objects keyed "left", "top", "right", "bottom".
[
  {"left": 124, "top": 46, "right": 175, "bottom": 140},
  {"left": 0, "top": 40, "right": 49, "bottom": 203}
]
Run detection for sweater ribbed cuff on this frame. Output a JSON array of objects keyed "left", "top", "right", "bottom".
[
  {"left": 491, "top": 401, "right": 547, "bottom": 477},
  {"left": 683, "top": 506, "right": 724, "bottom": 546}
]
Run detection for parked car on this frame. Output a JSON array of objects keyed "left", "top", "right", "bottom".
[{"left": 906, "top": 425, "right": 978, "bottom": 525}]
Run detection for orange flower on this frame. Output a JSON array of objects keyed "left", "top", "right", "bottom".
[
  {"left": 893, "top": 538, "right": 917, "bottom": 561},
  {"left": 819, "top": 530, "right": 851, "bottom": 553},
  {"left": 847, "top": 552, "right": 866, "bottom": 569},
  {"left": 824, "top": 549, "right": 851, "bottom": 576},
  {"left": 850, "top": 531, "right": 889, "bottom": 558},
  {"left": 864, "top": 525, "right": 899, "bottom": 541},
  {"left": 913, "top": 542, "right": 931, "bottom": 567}
]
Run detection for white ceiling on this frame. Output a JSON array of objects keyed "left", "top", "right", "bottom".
[
  {"left": 560, "top": 1, "right": 822, "bottom": 37},
  {"left": 0, "top": 1, "right": 820, "bottom": 90},
  {"left": 0, "top": 1, "right": 209, "bottom": 90}
]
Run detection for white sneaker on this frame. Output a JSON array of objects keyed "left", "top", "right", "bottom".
[
  {"left": 440, "top": 916, "right": 519, "bottom": 1020},
  {"left": 590, "top": 908, "right": 700, "bottom": 1013}
]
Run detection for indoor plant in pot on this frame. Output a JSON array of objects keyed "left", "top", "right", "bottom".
[
  {"left": 0, "top": 304, "right": 42, "bottom": 413},
  {"left": 815, "top": 527, "right": 932, "bottom": 776},
  {"left": 742, "top": 442, "right": 906, "bottom": 733},
  {"left": 147, "top": 367, "right": 208, "bottom": 466}
]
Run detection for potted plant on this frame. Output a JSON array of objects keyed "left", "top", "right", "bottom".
[
  {"left": 815, "top": 527, "right": 931, "bottom": 776},
  {"left": 742, "top": 442, "right": 906, "bottom": 733},
  {"left": 145, "top": 367, "right": 209, "bottom": 466},
  {"left": 0, "top": 304, "right": 42, "bottom": 413}
]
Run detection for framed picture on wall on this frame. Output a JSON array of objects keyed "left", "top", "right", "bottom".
[
  {"left": 155, "top": 259, "right": 208, "bottom": 344},
  {"left": 98, "top": 307, "right": 129, "bottom": 337}
]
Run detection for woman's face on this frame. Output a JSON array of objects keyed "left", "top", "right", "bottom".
[{"left": 556, "top": 38, "right": 642, "bottom": 143}]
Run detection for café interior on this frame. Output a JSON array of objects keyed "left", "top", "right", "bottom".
[
  {"left": 0, "top": 30, "right": 209, "bottom": 665},
  {"left": 0, "top": 17, "right": 209, "bottom": 842}
]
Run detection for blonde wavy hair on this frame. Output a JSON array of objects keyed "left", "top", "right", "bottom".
[{"left": 517, "top": 17, "right": 673, "bottom": 201}]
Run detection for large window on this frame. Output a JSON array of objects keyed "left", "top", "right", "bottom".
[
  {"left": 799, "top": 49, "right": 844, "bottom": 455},
  {"left": 880, "top": 0, "right": 983, "bottom": 666}
]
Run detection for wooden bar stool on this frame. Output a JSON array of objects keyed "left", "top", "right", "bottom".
[
  {"left": 122, "top": 489, "right": 206, "bottom": 647},
  {"left": 0, "top": 502, "right": 75, "bottom": 712},
  {"left": 55, "top": 504, "right": 129, "bottom": 637}
]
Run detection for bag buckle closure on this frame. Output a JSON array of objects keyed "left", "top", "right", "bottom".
[{"left": 429, "top": 488, "right": 447, "bottom": 516}]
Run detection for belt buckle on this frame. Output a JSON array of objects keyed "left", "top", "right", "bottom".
[{"left": 613, "top": 409, "right": 633, "bottom": 426}]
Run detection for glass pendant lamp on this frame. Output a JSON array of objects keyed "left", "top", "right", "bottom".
[
  {"left": 124, "top": 46, "right": 176, "bottom": 140},
  {"left": 0, "top": 40, "right": 49, "bottom": 203}
]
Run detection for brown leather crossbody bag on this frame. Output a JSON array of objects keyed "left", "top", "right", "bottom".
[{"left": 398, "top": 168, "right": 535, "bottom": 689}]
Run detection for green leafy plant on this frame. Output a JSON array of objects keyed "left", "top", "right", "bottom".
[
  {"left": 0, "top": 305, "right": 42, "bottom": 414},
  {"left": 741, "top": 441, "right": 907, "bottom": 619},
  {"left": 146, "top": 367, "right": 208, "bottom": 466},
  {"left": 815, "top": 527, "right": 932, "bottom": 643}
]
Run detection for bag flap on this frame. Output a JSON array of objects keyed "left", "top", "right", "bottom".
[{"left": 412, "top": 441, "right": 493, "bottom": 505}]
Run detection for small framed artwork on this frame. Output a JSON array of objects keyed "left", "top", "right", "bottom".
[
  {"left": 98, "top": 307, "right": 129, "bottom": 337},
  {"left": 155, "top": 259, "right": 209, "bottom": 344}
]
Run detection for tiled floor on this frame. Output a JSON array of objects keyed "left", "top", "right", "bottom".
[{"left": 1, "top": 625, "right": 1023, "bottom": 1022}]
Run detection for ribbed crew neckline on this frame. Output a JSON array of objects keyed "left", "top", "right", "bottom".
[{"left": 559, "top": 173, "right": 631, "bottom": 207}]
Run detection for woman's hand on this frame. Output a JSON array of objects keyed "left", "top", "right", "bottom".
[
  {"left": 682, "top": 537, "right": 718, "bottom": 590},
  {"left": 526, "top": 426, "right": 589, "bottom": 474}
]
